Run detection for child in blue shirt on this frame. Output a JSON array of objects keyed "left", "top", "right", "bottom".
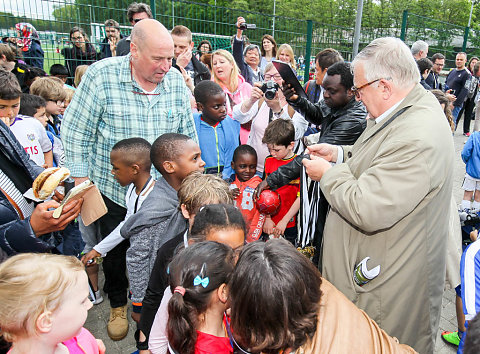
[
  {"left": 461, "top": 132, "right": 480, "bottom": 211},
  {"left": 457, "top": 229, "right": 480, "bottom": 353},
  {"left": 193, "top": 80, "right": 240, "bottom": 180}
]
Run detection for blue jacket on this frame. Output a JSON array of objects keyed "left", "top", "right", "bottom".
[
  {"left": 23, "top": 39, "right": 44, "bottom": 69},
  {"left": 0, "top": 121, "right": 53, "bottom": 256},
  {"left": 193, "top": 113, "right": 240, "bottom": 180},
  {"left": 462, "top": 131, "right": 480, "bottom": 179},
  {"left": 232, "top": 37, "right": 264, "bottom": 85}
]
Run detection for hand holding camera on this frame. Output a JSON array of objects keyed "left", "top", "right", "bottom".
[
  {"left": 236, "top": 16, "right": 256, "bottom": 31},
  {"left": 260, "top": 81, "right": 280, "bottom": 100}
]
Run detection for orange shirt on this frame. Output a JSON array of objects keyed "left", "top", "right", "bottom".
[{"left": 231, "top": 175, "right": 266, "bottom": 242}]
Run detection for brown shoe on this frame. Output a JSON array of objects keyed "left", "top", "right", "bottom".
[{"left": 107, "top": 305, "right": 128, "bottom": 341}]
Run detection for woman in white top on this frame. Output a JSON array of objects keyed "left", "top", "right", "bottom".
[
  {"left": 259, "top": 34, "right": 277, "bottom": 72},
  {"left": 232, "top": 63, "right": 308, "bottom": 174}
]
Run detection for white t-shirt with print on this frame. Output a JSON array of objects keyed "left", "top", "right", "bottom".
[{"left": 9, "top": 115, "right": 52, "bottom": 166}]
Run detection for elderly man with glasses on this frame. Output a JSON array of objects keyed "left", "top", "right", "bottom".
[
  {"left": 300, "top": 37, "right": 454, "bottom": 354},
  {"left": 62, "top": 19, "right": 196, "bottom": 343},
  {"left": 233, "top": 16, "right": 264, "bottom": 85}
]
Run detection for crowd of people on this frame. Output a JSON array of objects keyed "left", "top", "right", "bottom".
[{"left": 2, "top": 2, "right": 480, "bottom": 354}]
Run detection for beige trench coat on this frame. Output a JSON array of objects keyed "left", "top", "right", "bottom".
[
  {"left": 295, "top": 279, "right": 417, "bottom": 354},
  {"left": 319, "top": 84, "right": 454, "bottom": 354}
]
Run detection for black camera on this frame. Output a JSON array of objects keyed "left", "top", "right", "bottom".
[
  {"left": 260, "top": 80, "right": 280, "bottom": 100},
  {"left": 238, "top": 22, "right": 257, "bottom": 30}
]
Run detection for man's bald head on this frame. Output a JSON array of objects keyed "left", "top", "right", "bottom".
[
  {"left": 130, "top": 19, "right": 174, "bottom": 88},
  {"left": 131, "top": 19, "right": 172, "bottom": 48}
]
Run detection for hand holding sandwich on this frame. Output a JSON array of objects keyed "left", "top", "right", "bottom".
[{"left": 30, "top": 199, "right": 83, "bottom": 236}]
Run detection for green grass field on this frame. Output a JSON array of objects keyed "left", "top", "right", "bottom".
[{"left": 42, "top": 44, "right": 67, "bottom": 74}]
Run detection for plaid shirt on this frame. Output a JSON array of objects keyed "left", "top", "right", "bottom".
[{"left": 62, "top": 54, "right": 197, "bottom": 207}]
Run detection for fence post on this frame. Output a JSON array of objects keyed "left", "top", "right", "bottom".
[
  {"left": 463, "top": 26, "right": 470, "bottom": 52},
  {"left": 400, "top": 10, "right": 408, "bottom": 41},
  {"left": 150, "top": 0, "right": 156, "bottom": 18},
  {"left": 304, "top": 20, "right": 313, "bottom": 84},
  {"left": 352, "top": 0, "right": 364, "bottom": 58}
]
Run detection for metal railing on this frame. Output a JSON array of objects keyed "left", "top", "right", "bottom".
[{"left": 1, "top": 1, "right": 480, "bottom": 83}]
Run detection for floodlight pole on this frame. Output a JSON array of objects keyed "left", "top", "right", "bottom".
[
  {"left": 272, "top": 0, "right": 276, "bottom": 37},
  {"left": 352, "top": 0, "right": 364, "bottom": 58}
]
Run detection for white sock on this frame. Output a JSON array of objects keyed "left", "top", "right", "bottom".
[
  {"left": 462, "top": 200, "right": 472, "bottom": 210},
  {"left": 473, "top": 201, "right": 480, "bottom": 210}
]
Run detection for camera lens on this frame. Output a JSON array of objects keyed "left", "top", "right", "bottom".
[{"left": 265, "top": 90, "right": 276, "bottom": 100}]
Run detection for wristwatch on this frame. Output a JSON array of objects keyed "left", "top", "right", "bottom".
[{"left": 274, "top": 108, "right": 284, "bottom": 117}]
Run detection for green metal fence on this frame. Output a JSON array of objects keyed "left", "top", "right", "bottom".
[
  {"left": 400, "top": 10, "right": 480, "bottom": 68},
  {"left": 0, "top": 0, "right": 356, "bottom": 82},
  {"left": 1, "top": 0, "right": 480, "bottom": 83}
]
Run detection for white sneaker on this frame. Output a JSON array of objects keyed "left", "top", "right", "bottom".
[{"left": 90, "top": 290, "right": 104, "bottom": 305}]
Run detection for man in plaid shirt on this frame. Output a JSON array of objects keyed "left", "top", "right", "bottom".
[{"left": 62, "top": 19, "right": 197, "bottom": 341}]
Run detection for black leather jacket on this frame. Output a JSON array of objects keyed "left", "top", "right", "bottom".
[
  {"left": 0, "top": 121, "right": 52, "bottom": 257},
  {"left": 267, "top": 97, "right": 367, "bottom": 188},
  {"left": 172, "top": 55, "right": 211, "bottom": 86}
]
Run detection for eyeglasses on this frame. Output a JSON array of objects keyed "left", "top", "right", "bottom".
[
  {"left": 351, "top": 78, "right": 390, "bottom": 98},
  {"left": 130, "top": 61, "right": 162, "bottom": 96},
  {"left": 71, "top": 36, "right": 83, "bottom": 41},
  {"left": 264, "top": 74, "right": 282, "bottom": 80},
  {"left": 49, "top": 100, "right": 65, "bottom": 106},
  {"left": 133, "top": 18, "right": 144, "bottom": 23}
]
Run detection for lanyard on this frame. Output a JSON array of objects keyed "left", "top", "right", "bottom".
[{"left": 132, "top": 176, "right": 152, "bottom": 213}]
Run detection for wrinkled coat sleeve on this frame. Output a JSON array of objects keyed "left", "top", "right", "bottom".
[
  {"left": 320, "top": 139, "right": 431, "bottom": 233},
  {"left": 0, "top": 200, "right": 52, "bottom": 255},
  {"left": 232, "top": 37, "right": 249, "bottom": 83}
]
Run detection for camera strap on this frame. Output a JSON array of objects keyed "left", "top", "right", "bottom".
[{"left": 268, "top": 108, "right": 274, "bottom": 123}]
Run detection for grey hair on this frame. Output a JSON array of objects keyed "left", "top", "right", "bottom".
[
  {"left": 243, "top": 44, "right": 261, "bottom": 58},
  {"left": 352, "top": 37, "right": 419, "bottom": 90},
  {"left": 411, "top": 40, "right": 428, "bottom": 56},
  {"left": 264, "top": 62, "right": 275, "bottom": 73}
]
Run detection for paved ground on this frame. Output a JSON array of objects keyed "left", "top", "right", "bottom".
[{"left": 85, "top": 121, "right": 471, "bottom": 353}]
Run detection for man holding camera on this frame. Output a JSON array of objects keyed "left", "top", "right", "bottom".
[{"left": 233, "top": 16, "right": 263, "bottom": 85}]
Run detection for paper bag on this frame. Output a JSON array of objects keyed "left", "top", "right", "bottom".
[{"left": 80, "top": 185, "right": 108, "bottom": 226}]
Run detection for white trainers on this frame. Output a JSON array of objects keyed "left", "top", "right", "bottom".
[{"left": 89, "top": 290, "right": 104, "bottom": 305}]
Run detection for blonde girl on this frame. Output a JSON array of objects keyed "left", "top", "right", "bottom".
[
  {"left": 276, "top": 43, "right": 296, "bottom": 68},
  {"left": 0, "top": 253, "right": 104, "bottom": 354}
]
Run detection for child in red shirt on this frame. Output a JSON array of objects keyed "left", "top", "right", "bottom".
[
  {"left": 230, "top": 145, "right": 266, "bottom": 242},
  {"left": 262, "top": 119, "right": 300, "bottom": 245},
  {"left": 167, "top": 241, "right": 236, "bottom": 354}
]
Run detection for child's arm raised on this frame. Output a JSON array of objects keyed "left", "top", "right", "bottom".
[{"left": 274, "top": 196, "right": 300, "bottom": 237}]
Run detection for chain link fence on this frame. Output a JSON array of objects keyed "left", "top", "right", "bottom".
[{"left": 1, "top": 1, "right": 480, "bottom": 83}]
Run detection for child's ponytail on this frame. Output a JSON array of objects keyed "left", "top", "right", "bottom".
[
  {"left": 167, "top": 241, "right": 235, "bottom": 354},
  {"left": 167, "top": 286, "right": 198, "bottom": 354}
]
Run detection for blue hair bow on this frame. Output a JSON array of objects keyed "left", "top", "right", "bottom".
[{"left": 193, "top": 275, "right": 209, "bottom": 288}]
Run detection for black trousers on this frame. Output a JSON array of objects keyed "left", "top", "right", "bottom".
[
  {"left": 459, "top": 97, "right": 476, "bottom": 134},
  {"left": 98, "top": 194, "right": 128, "bottom": 308}
]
